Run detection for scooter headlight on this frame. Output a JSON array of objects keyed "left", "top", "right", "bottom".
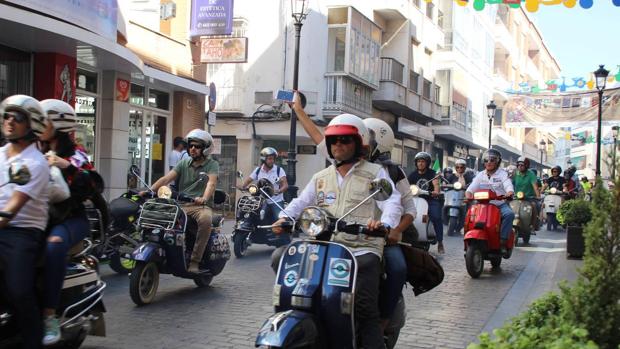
[
  {"left": 410, "top": 185, "right": 420, "bottom": 197},
  {"left": 299, "top": 207, "right": 328, "bottom": 237},
  {"left": 453, "top": 182, "right": 463, "bottom": 190},
  {"left": 550, "top": 187, "right": 558, "bottom": 194},
  {"left": 157, "top": 186, "right": 172, "bottom": 199},
  {"left": 517, "top": 191, "right": 525, "bottom": 199},
  {"left": 248, "top": 184, "right": 259, "bottom": 195}
]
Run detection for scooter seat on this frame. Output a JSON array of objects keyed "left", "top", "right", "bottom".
[{"left": 212, "top": 214, "right": 223, "bottom": 228}]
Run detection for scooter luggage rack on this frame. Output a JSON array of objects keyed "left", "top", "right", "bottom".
[
  {"left": 237, "top": 195, "right": 262, "bottom": 213},
  {"left": 138, "top": 201, "right": 180, "bottom": 230},
  {"left": 60, "top": 280, "right": 106, "bottom": 327}
]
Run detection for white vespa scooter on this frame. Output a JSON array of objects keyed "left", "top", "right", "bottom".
[{"left": 404, "top": 185, "right": 437, "bottom": 251}]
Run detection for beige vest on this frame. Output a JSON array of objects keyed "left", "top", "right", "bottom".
[{"left": 312, "top": 160, "right": 385, "bottom": 256}]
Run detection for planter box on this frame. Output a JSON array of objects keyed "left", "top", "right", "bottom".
[{"left": 566, "top": 225, "right": 584, "bottom": 258}]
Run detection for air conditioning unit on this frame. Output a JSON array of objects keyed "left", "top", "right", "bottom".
[{"left": 160, "top": 2, "right": 177, "bottom": 20}]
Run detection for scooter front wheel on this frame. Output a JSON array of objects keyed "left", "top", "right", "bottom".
[
  {"left": 194, "top": 274, "right": 214, "bottom": 288},
  {"left": 465, "top": 242, "right": 484, "bottom": 278},
  {"left": 129, "top": 261, "right": 159, "bottom": 305},
  {"left": 447, "top": 216, "right": 459, "bottom": 236},
  {"left": 233, "top": 231, "right": 249, "bottom": 258},
  {"left": 109, "top": 251, "right": 135, "bottom": 274}
]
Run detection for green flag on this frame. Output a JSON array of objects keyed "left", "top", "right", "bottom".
[{"left": 432, "top": 158, "right": 441, "bottom": 172}]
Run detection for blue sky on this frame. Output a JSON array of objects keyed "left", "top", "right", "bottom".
[{"left": 530, "top": 2, "right": 620, "bottom": 79}]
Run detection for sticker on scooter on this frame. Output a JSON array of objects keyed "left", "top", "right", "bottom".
[
  {"left": 284, "top": 262, "right": 299, "bottom": 269},
  {"left": 327, "top": 258, "right": 352, "bottom": 287},
  {"left": 176, "top": 234, "right": 184, "bottom": 246},
  {"left": 283, "top": 270, "right": 298, "bottom": 287},
  {"left": 308, "top": 244, "right": 320, "bottom": 254},
  {"left": 288, "top": 246, "right": 297, "bottom": 255},
  {"left": 297, "top": 244, "right": 307, "bottom": 254},
  {"left": 309, "top": 254, "right": 319, "bottom": 262}
]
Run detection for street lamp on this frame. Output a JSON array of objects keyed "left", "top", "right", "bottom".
[
  {"left": 538, "top": 139, "right": 547, "bottom": 174},
  {"left": 286, "top": 0, "right": 309, "bottom": 199},
  {"left": 612, "top": 125, "right": 619, "bottom": 179},
  {"left": 486, "top": 100, "right": 497, "bottom": 149},
  {"left": 594, "top": 64, "right": 610, "bottom": 177}
]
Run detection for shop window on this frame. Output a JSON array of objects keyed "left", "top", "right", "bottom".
[
  {"left": 130, "top": 84, "right": 145, "bottom": 105},
  {"left": 148, "top": 89, "right": 170, "bottom": 110},
  {"left": 75, "top": 95, "right": 97, "bottom": 163},
  {"left": 76, "top": 69, "right": 97, "bottom": 93},
  {"left": 0, "top": 44, "right": 31, "bottom": 100}
]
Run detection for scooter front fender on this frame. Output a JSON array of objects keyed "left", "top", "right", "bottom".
[
  {"left": 130, "top": 242, "right": 164, "bottom": 263},
  {"left": 464, "top": 230, "right": 488, "bottom": 242},
  {"left": 255, "top": 310, "right": 320, "bottom": 348}
]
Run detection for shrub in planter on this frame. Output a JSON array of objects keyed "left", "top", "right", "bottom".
[{"left": 557, "top": 199, "right": 592, "bottom": 227}]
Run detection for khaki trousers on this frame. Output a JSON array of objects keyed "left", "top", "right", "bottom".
[{"left": 183, "top": 204, "right": 213, "bottom": 264}]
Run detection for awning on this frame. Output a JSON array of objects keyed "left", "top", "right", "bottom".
[{"left": 0, "top": 3, "right": 208, "bottom": 95}]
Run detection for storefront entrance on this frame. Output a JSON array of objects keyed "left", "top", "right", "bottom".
[{"left": 128, "top": 109, "right": 168, "bottom": 189}]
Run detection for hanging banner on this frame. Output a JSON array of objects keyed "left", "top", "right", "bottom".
[
  {"left": 200, "top": 37, "right": 248, "bottom": 63},
  {"left": 504, "top": 87, "right": 620, "bottom": 127},
  {"left": 190, "top": 0, "right": 234, "bottom": 37}
]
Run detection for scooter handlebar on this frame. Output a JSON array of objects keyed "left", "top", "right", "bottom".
[{"left": 337, "top": 222, "right": 388, "bottom": 238}]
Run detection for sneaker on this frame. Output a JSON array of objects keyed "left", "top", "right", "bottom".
[
  {"left": 42, "top": 316, "right": 61, "bottom": 346},
  {"left": 438, "top": 243, "right": 445, "bottom": 254},
  {"left": 188, "top": 262, "right": 200, "bottom": 274}
]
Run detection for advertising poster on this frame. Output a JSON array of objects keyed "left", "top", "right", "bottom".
[
  {"left": 200, "top": 37, "right": 248, "bottom": 63},
  {"left": 190, "top": 0, "right": 234, "bottom": 37}
]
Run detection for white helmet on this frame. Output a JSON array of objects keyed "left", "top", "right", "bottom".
[
  {"left": 324, "top": 113, "right": 369, "bottom": 159},
  {"left": 363, "top": 118, "right": 394, "bottom": 156},
  {"left": 185, "top": 129, "right": 214, "bottom": 156},
  {"left": 0, "top": 95, "right": 48, "bottom": 140},
  {"left": 40, "top": 99, "right": 77, "bottom": 133},
  {"left": 260, "top": 147, "right": 278, "bottom": 162},
  {"left": 455, "top": 159, "right": 467, "bottom": 166}
]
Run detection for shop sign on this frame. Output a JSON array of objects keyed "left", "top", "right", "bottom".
[
  {"left": 200, "top": 37, "right": 248, "bottom": 63},
  {"left": 190, "top": 0, "right": 234, "bottom": 37},
  {"left": 116, "top": 79, "right": 130, "bottom": 102},
  {"left": 8, "top": 0, "right": 118, "bottom": 41}
]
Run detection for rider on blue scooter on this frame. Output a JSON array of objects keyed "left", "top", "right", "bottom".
[{"left": 273, "top": 113, "right": 402, "bottom": 349}]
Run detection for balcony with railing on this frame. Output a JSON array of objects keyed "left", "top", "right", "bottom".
[
  {"left": 432, "top": 104, "right": 479, "bottom": 148},
  {"left": 323, "top": 74, "right": 373, "bottom": 118},
  {"left": 373, "top": 57, "right": 407, "bottom": 109}
]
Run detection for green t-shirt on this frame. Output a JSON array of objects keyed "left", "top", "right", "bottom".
[
  {"left": 514, "top": 170, "right": 538, "bottom": 198},
  {"left": 173, "top": 157, "right": 219, "bottom": 198}
]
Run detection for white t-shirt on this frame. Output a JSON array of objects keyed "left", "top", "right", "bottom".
[
  {"left": 0, "top": 143, "right": 50, "bottom": 230},
  {"left": 168, "top": 149, "right": 188, "bottom": 169},
  {"left": 250, "top": 165, "right": 287, "bottom": 203},
  {"left": 467, "top": 168, "right": 514, "bottom": 206}
]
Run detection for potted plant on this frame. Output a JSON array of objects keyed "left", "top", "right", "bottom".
[{"left": 557, "top": 199, "right": 592, "bottom": 258}]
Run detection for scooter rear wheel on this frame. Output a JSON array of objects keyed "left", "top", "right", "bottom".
[
  {"left": 465, "top": 242, "right": 484, "bottom": 278},
  {"left": 194, "top": 274, "right": 214, "bottom": 288},
  {"left": 129, "top": 261, "right": 159, "bottom": 305}
]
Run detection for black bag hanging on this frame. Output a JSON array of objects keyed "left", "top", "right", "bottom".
[{"left": 400, "top": 244, "right": 445, "bottom": 296}]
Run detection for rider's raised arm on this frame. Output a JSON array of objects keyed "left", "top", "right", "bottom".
[
  {"left": 151, "top": 169, "right": 178, "bottom": 192},
  {"left": 292, "top": 92, "right": 323, "bottom": 146}
]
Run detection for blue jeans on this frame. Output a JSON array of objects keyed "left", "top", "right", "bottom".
[
  {"left": 498, "top": 203, "right": 515, "bottom": 241},
  {"left": 265, "top": 201, "right": 284, "bottom": 224},
  {"left": 428, "top": 199, "right": 444, "bottom": 242},
  {"left": 379, "top": 245, "right": 407, "bottom": 319},
  {"left": 0, "top": 227, "right": 45, "bottom": 348},
  {"left": 44, "top": 215, "right": 90, "bottom": 310}
]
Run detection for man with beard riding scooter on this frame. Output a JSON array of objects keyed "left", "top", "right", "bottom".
[
  {"left": 0, "top": 95, "right": 50, "bottom": 348},
  {"left": 513, "top": 157, "right": 541, "bottom": 230},
  {"left": 145, "top": 129, "right": 218, "bottom": 274},
  {"left": 272, "top": 113, "right": 402, "bottom": 349},
  {"left": 466, "top": 149, "right": 515, "bottom": 257}
]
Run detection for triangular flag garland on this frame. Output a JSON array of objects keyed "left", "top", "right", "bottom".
[{"left": 422, "top": 0, "right": 620, "bottom": 12}]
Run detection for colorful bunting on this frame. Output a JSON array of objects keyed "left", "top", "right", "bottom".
[
  {"left": 449, "top": 0, "right": 620, "bottom": 12},
  {"left": 504, "top": 66, "right": 620, "bottom": 94}
]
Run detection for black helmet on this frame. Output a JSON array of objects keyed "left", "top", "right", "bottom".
[
  {"left": 568, "top": 165, "right": 577, "bottom": 175},
  {"left": 551, "top": 165, "right": 562, "bottom": 174},
  {"left": 414, "top": 152, "right": 432, "bottom": 167},
  {"left": 260, "top": 147, "right": 278, "bottom": 162},
  {"left": 482, "top": 149, "right": 502, "bottom": 164}
]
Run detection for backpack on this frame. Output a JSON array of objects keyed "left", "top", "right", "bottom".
[{"left": 400, "top": 244, "right": 445, "bottom": 296}]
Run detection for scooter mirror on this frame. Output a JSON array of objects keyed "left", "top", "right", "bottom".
[
  {"left": 237, "top": 170, "right": 244, "bottom": 179},
  {"left": 257, "top": 178, "right": 274, "bottom": 197},
  {"left": 198, "top": 172, "right": 208, "bottom": 181},
  {"left": 8, "top": 164, "right": 31, "bottom": 185},
  {"left": 369, "top": 178, "right": 392, "bottom": 201},
  {"left": 130, "top": 164, "right": 140, "bottom": 176}
]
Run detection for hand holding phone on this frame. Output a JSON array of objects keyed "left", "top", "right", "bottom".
[{"left": 275, "top": 89, "right": 295, "bottom": 102}]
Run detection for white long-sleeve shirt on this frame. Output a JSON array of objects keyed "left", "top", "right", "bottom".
[
  {"left": 280, "top": 164, "right": 402, "bottom": 229},
  {"left": 467, "top": 168, "right": 514, "bottom": 206}
]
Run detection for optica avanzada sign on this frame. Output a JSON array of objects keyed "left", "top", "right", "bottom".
[{"left": 190, "top": 0, "right": 234, "bottom": 37}]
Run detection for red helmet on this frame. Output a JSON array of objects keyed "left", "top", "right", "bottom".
[{"left": 324, "top": 114, "right": 369, "bottom": 160}]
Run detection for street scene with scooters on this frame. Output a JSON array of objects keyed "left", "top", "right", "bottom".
[{"left": 1, "top": 2, "right": 619, "bottom": 349}]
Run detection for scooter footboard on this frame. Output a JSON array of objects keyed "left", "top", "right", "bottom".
[{"left": 255, "top": 310, "right": 320, "bottom": 348}]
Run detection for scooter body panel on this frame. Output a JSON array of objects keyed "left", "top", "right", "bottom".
[
  {"left": 412, "top": 197, "right": 435, "bottom": 242},
  {"left": 544, "top": 194, "right": 562, "bottom": 214},
  {"left": 255, "top": 310, "right": 320, "bottom": 348},
  {"left": 510, "top": 199, "right": 534, "bottom": 234},
  {"left": 464, "top": 201, "right": 510, "bottom": 251},
  {"left": 235, "top": 197, "right": 291, "bottom": 247},
  {"left": 130, "top": 242, "right": 164, "bottom": 264}
]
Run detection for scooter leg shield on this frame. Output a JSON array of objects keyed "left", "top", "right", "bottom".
[
  {"left": 130, "top": 242, "right": 164, "bottom": 263},
  {"left": 255, "top": 310, "right": 320, "bottom": 348}
]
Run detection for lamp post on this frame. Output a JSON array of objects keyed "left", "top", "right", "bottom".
[
  {"left": 594, "top": 64, "right": 610, "bottom": 177},
  {"left": 538, "top": 139, "right": 547, "bottom": 174},
  {"left": 612, "top": 125, "right": 619, "bottom": 179},
  {"left": 286, "top": 0, "right": 309, "bottom": 199},
  {"left": 486, "top": 100, "right": 497, "bottom": 149}
]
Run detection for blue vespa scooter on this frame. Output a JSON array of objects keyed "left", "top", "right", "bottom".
[
  {"left": 255, "top": 178, "right": 404, "bottom": 348},
  {"left": 128, "top": 172, "right": 230, "bottom": 305}
]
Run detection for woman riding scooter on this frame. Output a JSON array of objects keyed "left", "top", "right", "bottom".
[{"left": 38, "top": 99, "right": 109, "bottom": 346}]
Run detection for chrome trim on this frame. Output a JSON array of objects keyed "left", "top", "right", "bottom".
[{"left": 60, "top": 281, "right": 106, "bottom": 327}]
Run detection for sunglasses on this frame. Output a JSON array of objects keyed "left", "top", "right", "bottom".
[
  {"left": 3, "top": 111, "right": 28, "bottom": 123},
  {"left": 188, "top": 143, "right": 205, "bottom": 150},
  {"left": 328, "top": 135, "right": 354, "bottom": 145},
  {"left": 455, "top": 166, "right": 465, "bottom": 169},
  {"left": 483, "top": 157, "right": 499, "bottom": 163}
]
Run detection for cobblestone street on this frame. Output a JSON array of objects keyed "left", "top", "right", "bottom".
[{"left": 83, "top": 222, "right": 577, "bottom": 349}]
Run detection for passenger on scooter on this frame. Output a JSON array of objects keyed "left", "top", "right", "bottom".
[
  {"left": 563, "top": 167, "right": 578, "bottom": 199},
  {"left": 581, "top": 176, "right": 592, "bottom": 193},
  {"left": 238, "top": 147, "right": 288, "bottom": 224},
  {"left": 447, "top": 159, "right": 473, "bottom": 186},
  {"left": 513, "top": 157, "right": 541, "bottom": 230},
  {"left": 147, "top": 129, "right": 219, "bottom": 274},
  {"left": 466, "top": 149, "right": 515, "bottom": 256},
  {"left": 38, "top": 99, "right": 109, "bottom": 345},
  {"left": 0, "top": 95, "right": 50, "bottom": 348},
  {"left": 273, "top": 113, "right": 402, "bottom": 349},
  {"left": 542, "top": 166, "right": 564, "bottom": 191},
  {"left": 407, "top": 152, "right": 444, "bottom": 254}
]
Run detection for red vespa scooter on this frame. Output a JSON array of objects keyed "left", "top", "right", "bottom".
[{"left": 463, "top": 189, "right": 516, "bottom": 278}]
